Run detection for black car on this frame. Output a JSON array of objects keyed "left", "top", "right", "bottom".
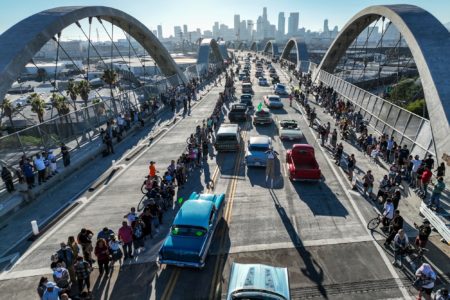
[
  {"left": 240, "top": 94, "right": 254, "bottom": 109},
  {"left": 228, "top": 103, "right": 249, "bottom": 122},
  {"left": 272, "top": 75, "right": 280, "bottom": 84}
]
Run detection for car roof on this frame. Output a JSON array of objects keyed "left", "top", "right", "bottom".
[
  {"left": 242, "top": 83, "right": 252, "bottom": 86},
  {"left": 241, "top": 94, "right": 252, "bottom": 98},
  {"left": 267, "top": 95, "right": 280, "bottom": 99},
  {"left": 256, "top": 108, "right": 270, "bottom": 114},
  {"left": 173, "top": 200, "right": 213, "bottom": 229},
  {"left": 217, "top": 123, "right": 239, "bottom": 134},
  {"left": 276, "top": 83, "right": 285, "bottom": 87},
  {"left": 232, "top": 103, "right": 247, "bottom": 109},
  {"left": 249, "top": 136, "right": 271, "bottom": 145}
]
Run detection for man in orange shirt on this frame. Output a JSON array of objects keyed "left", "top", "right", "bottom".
[{"left": 149, "top": 161, "right": 157, "bottom": 178}]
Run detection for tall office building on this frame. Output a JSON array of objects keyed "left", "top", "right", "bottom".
[
  {"left": 263, "top": 7, "right": 268, "bottom": 22},
  {"left": 278, "top": 12, "right": 285, "bottom": 38},
  {"left": 183, "top": 24, "right": 188, "bottom": 36},
  {"left": 323, "top": 19, "right": 329, "bottom": 34},
  {"left": 239, "top": 20, "right": 247, "bottom": 40},
  {"left": 213, "top": 22, "right": 219, "bottom": 38},
  {"left": 256, "top": 16, "right": 263, "bottom": 39},
  {"left": 174, "top": 26, "right": 182, "bottom": 39},
  {"left": 234, "top": 14, "right": 240, "bottom": 37},
  {"left": 157, "top": 25, "right": 163, "bottom": 39},
  {"left": 288, "top": 12, "right": 299, "bottom": 37}
]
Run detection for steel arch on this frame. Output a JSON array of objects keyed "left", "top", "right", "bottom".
[
  {"left": 0, "top": 6, "right": 187, "bottom": 103},
  {"left": 316, "top": 4, "right": 450, "bottom": 163},
  {"left": 263, "top": 40, "right": 279, "bottom": 56},
  {"left": 281, "top": 38, "right": 309, "bottom": 69}
]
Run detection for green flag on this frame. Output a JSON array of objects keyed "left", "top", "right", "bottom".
[
  {"left": 177, "top": 197, "right": 184, "bottom": 204},
  {"left": 257, "top": 102, "right": 263, "bottom": 111}
]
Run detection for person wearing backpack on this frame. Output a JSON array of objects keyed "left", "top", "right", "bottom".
[
  {"left": 415, "top": 263, "right": 436, "bottom": 300},
  {"left": 132, "top": 219, "right": 145, "bottom": 253}
]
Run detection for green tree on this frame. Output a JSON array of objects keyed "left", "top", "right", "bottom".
[
  {"left": 76, "top": 80, "right": 91, "bottom": 108},
  {"left": 102, "top": 69, "right": 119, "bottom": 115},
  {"left": 29, "top": 93, "right": 46, "bottom": 123},
  {"left": 1, "top": 98, "right": 15, "bottom": 128},
  {"left": 405, "top": 99, "right": 428, "bottom": 119},
  {"left": 66, "top": 79, "right": 78, "bottom": 109},
  {"left": 51, "top": 93, "right": 70, "bottom": 116}
]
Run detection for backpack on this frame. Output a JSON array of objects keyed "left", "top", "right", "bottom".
[{"left": 134, "top": 224, "right": 143, "bottom": 238}]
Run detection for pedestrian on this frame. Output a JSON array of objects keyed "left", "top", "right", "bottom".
[
  {"left": 104, "top": 132, "right": 114, "bottom": 154},
  {"left": 1, "top": 166, "right": 14, "bottom": 192},
  {"left": 420, "top": 167, "right": 433, "bottom": 199},
  {"left": 140, "top": 208, "right": 153, "bottom": 239},
  {"left": 424, "top": 154, "right": 435, "bottom": 170},
  {"left": 67, "top": 236, "right": 80, "bottom": 260},
  {"left": 132, "top": 219, "right": 145, "bottom": 253},
  {"left": 415, "top": 263, "right": 436, "bottom": 300},
  {"left": 392, "top": 190, "right": 402, "bottom": 210},
  {"left": 118, "top": 221, "right": 133, "bottom": 260},
  {"left": 330, "top": 129, "right": 338, "bottom": 150},
  {"left": 384, "top": 210, "right": 403, "bottom": 247},
  {"left": 94, "top": 238, "right": 110, "bottom": 276},
  {"left": 435, "top": 162, "right": 446, "bottom": 178},
  {"left": 74, "top": 256, "right": 91, "bottom": 296},
  {"left": 97, "top": 227, "right": 114, "bottom": 243},
  {"left": 414, "top": 220, "right": 432, "bottom": 248},
  {"left": 52, "top": 262, "right": 71, "bottom": 290},
  {"left": 124, "top": 207, "right": 137, "bottom": 226},
  {"left": 429, "top": 177, "right": 445, "bottom": 211},
  {"left": 77, "top": 228, "right": 94, "bottom": 265},
  {"left": 265, "top": 149, "right": 279, "bottom": 189},
  {"left": 109, "top": 235, "right": 123, "bottom": 264},
  {"left": 391, "top": 229, "right": 409, "bottom": 268},
  {"left": 347, "top": 154, "right": 356, "bottom": 182},
  {"left": 22, "top": 158, "right": 35, "bottom": 188},
  {"left": 37, "top": 276, "right": 49, "bottom": 299},
  {"left": 47, "top": 150, "right": 58, "bottom": 175},
  {"left": 61, "top": 143, "right": 70, "bottom": 167},
  {"left": 410, "top": 155, "right": 422, "bottom": 188},
  {"left": 57, "top": 242, "right": 76, "bottom": 283},
  {"left": 42, "top": 281, "right": 61, "bottom": 300},
  {"left": 33, "top": 153, "right": 47, "bottom": 185},
  {"left": 362, "top": 170, "right": 374, "bottom": 199}
]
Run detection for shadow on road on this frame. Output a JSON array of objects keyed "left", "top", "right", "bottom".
[{"left": 269, "top": 189, "right": 328, "bottom": 299}]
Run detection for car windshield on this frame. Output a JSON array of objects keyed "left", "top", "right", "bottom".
[
  {"left": 241, "top": 95, "right": 252, "bottom": 100},
  {"left": 281, "top": 121, "right": 297, "bottom": 128},
  {"left": 231, "top": 290, "right": 286, "bottom": 300},
  {"left": 269, "top": 97, "right": 280, "bottom": 102},
  {"left": 256, "top": 110, "right": 269, "bottom": 116},
  {"left": 277, "top": 85, "right": 285, "bottom": 89},
  {"left": 249, "top": 144, "right": 269, "bottom": 152},
  {"left": 217, "top": 134, "right": 238, "bottom": 141},
  {"left": 232, "top": 106, "right": 246, "bottom": 111},
  {"left": 170, "top": 225, "right": 207, "bottom": 237}
]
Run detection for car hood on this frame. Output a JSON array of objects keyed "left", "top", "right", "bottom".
[
  {"left": 280, "top": 128, "right": 302, "bottom": 136},
  {"left": 227, "top": 263, "right": 289, "bottom": 300}
]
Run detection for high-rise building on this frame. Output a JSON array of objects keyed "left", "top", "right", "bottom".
[
  {"left": 256, "top": 16, "right": 263, "bottom": 39},
  {"left": 174, "top": 26, "right": 182, "bottom": 39},
  {"left": 157, "top": 25, "right": 163, "bottom": 39},
  {"left": 263, "top": 7, "right": 268, "bottom": 22},
  {"left": 247, "top": 20, "right": 254, "bottom": 40},
  {"left": 278, "top": 12, "right": 285, "bottom": 38},
  {"left": 288, "top": 12, "right": 299, "bottom": 37},
  {"left": 213, "top": 22, "right": 219, "bottom": 38},
  {"left": 234, "top": 14, "right": 240, "bottom": 37},
  {"left": 240, "top": 20, "right": 247, "bottom": 40},
  {"left": 323, "top": 19, "right": 329, "bottom": 34},
  {"left": 183, "top": 25, "right": 188, "bottom": 36}
]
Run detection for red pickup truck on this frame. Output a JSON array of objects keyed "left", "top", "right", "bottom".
[{"left": 286, "top": 144, "right": 321, "bottom": 181}]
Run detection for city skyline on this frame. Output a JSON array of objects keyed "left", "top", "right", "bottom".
[{"left": 0, "top": 0, "right": 449, "bottom": 41}]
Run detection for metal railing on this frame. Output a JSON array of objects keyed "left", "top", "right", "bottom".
[{"left": 314, "top": 68, "right": 435, "bottom": 158}]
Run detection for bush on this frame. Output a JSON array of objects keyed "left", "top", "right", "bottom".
[{"left": 405, "top": 99, "right": 428, "bottom": 118}]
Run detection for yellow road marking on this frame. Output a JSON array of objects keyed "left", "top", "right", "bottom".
[{"left": 160, "top": 268, "right": 180, "bottom": 300}]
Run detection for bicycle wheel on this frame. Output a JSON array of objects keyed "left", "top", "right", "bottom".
[
  {"left": 140, "top": 181, "right": 147, "bottom": 194},
  {"left": 137, "top": 195, "right": 149, "bottom": 212},
  {"left": 367, "top": 217, "right": 381, "bottom": 230}
]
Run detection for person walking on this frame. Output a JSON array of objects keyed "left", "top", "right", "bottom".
[
  {"left": 61, "top": 143, "right": 70, "bottom": 167},
  {"left": 384, "top": 210, "right": 404, "bottom": 247},
  {"left": 362, "top": 170, "right": 374, "bottom": 200},
  {"left": 265, "top": 148, "right": 279, "bottom": 189},
  {"left": 118, "top": 221, "right": 133, "bottom": 260},
  {"left": 77, "top": 228, "right": 94, "bottom": 266},
  {"left": 74, "top": 256, "right": 91, "bottom": 296},
  {"left": 330, "top": 129, "right": 338, "bottom": 150},
  {"left": 392, "top": 229, "right": 409, "bottom": 268},
  {"left": 428, "top": 177, "right": 445, "bottom": 211},
  {"left": 33, "top": 154, "right": 47, "bottom": 185},
  {"left": 94, "top": 238, "right": 110, "bottom": 276},
  {"left": 347, "top": 154, "right": 356, "bottom": 182},
  {"left": 109, "top": 235, "right": 123, "bottom": 264},
  {"left": 1, "top": 166, "right": 14, "bottom": 193},
  {"left": 415, "top": 263, "right": 436, "bottom": 300},
  {"left": 57, "top": 242, "right": 76, "bottom": 283},
  {"left": 414, "top": 220, "right": 432, "bottom": 248}
]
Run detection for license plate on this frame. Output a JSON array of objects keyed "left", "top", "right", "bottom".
[
  {"left": 289, "top": 137, "right": 294, "bottom": 140},
  {"left": 255, "top": 162, "right": 261, "bottom": 166}
]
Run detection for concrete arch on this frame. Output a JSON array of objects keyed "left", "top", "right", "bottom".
[
  {"left": 281, "top": 38, "right": 309, "bottom": 70},
  {"left": 317, "top": 4, "right": 450, "bottom": 162},
  {"left": 197, "top": 38, "right": 223, "bottom": 65},
  {"left": 263, "top": 40, "right": 279, "bottom": 56},
  {"left": 250, "top": 41, "right": 258, "bottom": 52},
  {"left": 218, "top": 41, "right": 229, "bottom": 60},
  {"left": 237, "top": 42, "right": 247, "bottom": 51},
  {"left": 0, "top": 6, "right": 187, "bottom": 102}
]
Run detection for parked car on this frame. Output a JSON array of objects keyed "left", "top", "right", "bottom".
[
  {"left": 264, "top": 95, "right": 284, "bottom": 109},
  {"left": 277, "top": 119, "right": 303, "bottom": 141},
  {"left": 258, "top": 77, "right": 269, "bottom": 86},
  {"left": 158, "top": 192, "right": 225, "bottom": 268},
  {"left": 227, "top": 263, "right": 290, "bottom": 300},
  {"left": 240, "top": 94, "right": 253, "bottom": 109},
  {"left": 245, "top": 136, "right": 272, "bottom": 167},
  {"left": 242, "top": 83, "right": 253, "bottom": 94},
  {"left": 214, "top": 123, "right": 241, "bottom": 152},
  {"left": 274, "top": 83, "right": 289, "bottom": 95},
  {"left": 228, "top": 103, "right": 249, "bottom": 122},
  {"left": 253, "top": 108, "right": 273, "bottom": 125},
  {"left": 286, "top": 144, "right": 321, "bottom": 181}
]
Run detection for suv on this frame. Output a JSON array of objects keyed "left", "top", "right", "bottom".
[{"left": 214, "top": 124, "right": 241, "bottom": 152}]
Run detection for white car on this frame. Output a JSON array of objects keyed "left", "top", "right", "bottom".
[
  {"left": 277, "top": 119, "right": 303, "bottom": 141},
  {"left": 274, "top": 83, "right": 289, "bottom": 95}
]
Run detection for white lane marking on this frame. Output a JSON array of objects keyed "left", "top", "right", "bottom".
[
  {"left": 5, "top": 86, "right": 219, "bottom": 274},
  {"left": 296, "top": 95, "right": 412, "bottom": 299}
]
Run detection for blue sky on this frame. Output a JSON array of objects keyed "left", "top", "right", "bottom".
[{"left": 0, "top": 0, "right": 448, "bottom": 39}]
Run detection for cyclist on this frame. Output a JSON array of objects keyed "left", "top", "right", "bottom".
[
  {"left": 415, "top": 263, "right": 436, "bottom": 300},
  {"left": 381, "top": 198, "right": 394, "bottom": 228},
  {"left": 384, "top": 210, "right": 403, "bottom": 247}
]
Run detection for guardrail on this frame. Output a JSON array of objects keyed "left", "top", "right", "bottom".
[{"left": 420, "top": 202, "right": 450, "bottom": 244}]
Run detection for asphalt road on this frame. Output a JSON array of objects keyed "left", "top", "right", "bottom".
[{"left": 0, "top": 58, "right": 425, "bottom": 299}]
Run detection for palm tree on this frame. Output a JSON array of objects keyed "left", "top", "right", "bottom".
[
  {"left": 1, "top": 98, "right": 15, "bottom": 128},
  {"left": 29, "top": 93, "right": 46, "bottom": 123},
  {"left": 51, "top": 93, "right": 70, "bottom": 116},
  {"left": 102, "top": 69, "right": 119, "bottom": 115},
  {"left": 76, "top": 80, "right": 91, "bottom": 108},
  {"left": 66, "top": 79, "right": 78, "bottom": 110}
]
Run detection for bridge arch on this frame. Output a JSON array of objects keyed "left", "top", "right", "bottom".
[
  {"left": 281, "top": 38, "right": 309, "bottom": 71},
  {"left": 196, "top": 38, "right": 223, "bottom": 75},
  {"left": 263, "top": 40, "right": 279, "bottom": 57},
  {"left": 237, "top": 42, "right": 247, "bottom": 51},
  {"left": 250, "top": 41, "right": 258, "bottom": 52},
  {"left": 316, "top": 4, "right": 450, "bottom": 162},
  {"left": 0, "top": 6, "right": 187, "bottom": 102}
]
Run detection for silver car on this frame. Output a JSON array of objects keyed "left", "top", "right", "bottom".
[{"left": 245, "top": 136, "right": 272, "bottom": 167}]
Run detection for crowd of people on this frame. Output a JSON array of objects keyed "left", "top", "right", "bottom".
[
  {"left": 35, "top": 64, "right": 235, "bottom": 300},
  {"left": 282, "top": 65, "right": 448, "bottom": 300}
]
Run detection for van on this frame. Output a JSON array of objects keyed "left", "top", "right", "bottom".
[{"left": 214, "top": 124, "right": 241, "bottom": 152}]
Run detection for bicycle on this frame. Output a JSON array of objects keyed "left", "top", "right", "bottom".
[
  {"left": 140, "top": 175, "right": 162, "bottom": 194},
  {"left": 367, "top": 213, "right": 390, "bottom": 233}
]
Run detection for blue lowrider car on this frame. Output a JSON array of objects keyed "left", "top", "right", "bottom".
[
  {"left": 227, "top": 263, "right": 290, "bottom": 300},
  {"left": 245, "top": 136, "right": 272, "bottom": 167},
  {"left": 158, "top": 192, "right": 225, "bottom": 268}
]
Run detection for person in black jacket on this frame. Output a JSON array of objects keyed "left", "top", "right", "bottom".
[
  {"left": 384, "top": 210, "right": 404, "bottom": 247},
  {"left": 1, "top": 166, "right": 14, "bottom": 192}
]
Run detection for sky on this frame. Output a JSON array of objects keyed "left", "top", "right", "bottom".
[{"left": 0, "top": 0, "right": 449, "bottom": 39}]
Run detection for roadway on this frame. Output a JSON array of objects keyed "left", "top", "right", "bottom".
[{"left": 0, "top": 57, "right": 423, "bottom": 299}]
